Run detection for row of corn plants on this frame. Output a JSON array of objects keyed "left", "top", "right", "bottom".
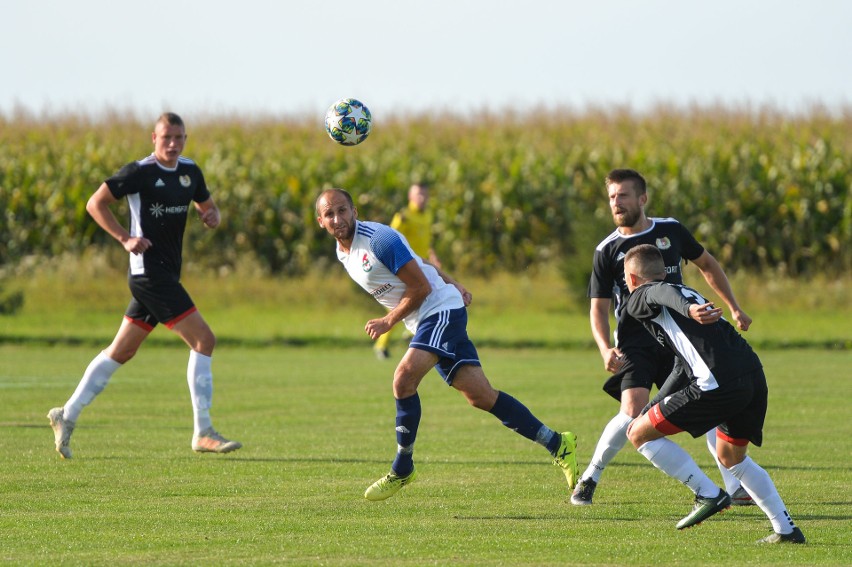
[{"left": 1, "top": 105, "right": 849, "bottom": 279}]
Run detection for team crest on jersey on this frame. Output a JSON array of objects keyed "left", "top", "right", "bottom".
[
  {"left": 361, "top": 253, "right": 373, "bottom": 272},
  {"left": 656, "top": 237, "right": 672, "bottom": 250},
  {"left": 179, "top": 175, "right": 191, "bottom": 187}
]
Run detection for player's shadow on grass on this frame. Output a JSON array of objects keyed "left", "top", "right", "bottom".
[
  {"left": 119, "top": 453, "right": 844, "bottom": 474},
  {"left": 179, "top": 455, "right": 841, "bottom": 471}
]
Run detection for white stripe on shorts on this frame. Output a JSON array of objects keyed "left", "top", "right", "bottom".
[{"left": 428, "top": 309, "right": 451, "bottom": 349}]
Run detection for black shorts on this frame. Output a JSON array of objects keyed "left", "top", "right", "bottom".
[
  {"left": 602, "top": 337, "right": 674, "bottom": 401},
  {"left": 126, "top": 273, "right": 196, "bottom": 331},
  {"left": 648, "top": 368, "right": 768, "bottom": 447}
]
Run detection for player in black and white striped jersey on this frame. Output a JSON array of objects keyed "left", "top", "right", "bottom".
[{"left": 623, "top": 244, "right": 804, "bottom": 542}]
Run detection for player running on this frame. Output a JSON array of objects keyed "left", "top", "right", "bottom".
[{"left": 47, "top": 113, "right": 240, "bottom": 459}]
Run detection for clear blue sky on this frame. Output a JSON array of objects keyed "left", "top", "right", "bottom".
[{"left": 2, "top": 0, "right": 849, "bottom": 119}]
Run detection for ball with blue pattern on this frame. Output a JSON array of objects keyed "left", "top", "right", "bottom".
[{"left": 324, "top": 98, "right": 372, "bottom": 146}]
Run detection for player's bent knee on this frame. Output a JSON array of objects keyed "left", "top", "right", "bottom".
[
  {"left": 719, "top": 455, "right": 741, "bottom": 469},
  {"left": 393, "top": 384, "right": 418, "bottom": 399},
  {"left": 626, "top": 416, "right": 655, "bottom": 448},
  {"left": 626, "top": 424, "right": 640, "bottom": 448},
  {"left": 105, "top": 341, "right": 140, "bottom": 364},
  {"left": 456, "top": 383, "right": 498, "bottom": 411},
  {"left": 392, "top": 373, "right": 420, "bottom": 399},
  {"left": 186, "top": 328, "right": 215, "bottom": 355},
  {"left": 110, "top": 350, "right": 137, "bottom": 364},
  {"left": 717, "top": 445, "right": 748, "bottom": 469},
  {"left": 200, "top": 332, "right": 216, "bottom": 353}
]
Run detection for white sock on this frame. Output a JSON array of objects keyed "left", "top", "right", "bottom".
[
  {"left": 582, "top": 412, "right": 633, "bottom": 482},
  {"left": 187, "top": 351, "right": 213, "bottom": 435},
  {"left": 638, "top": 438, "right": 720, "bottom": 497},
  {"left": 706, "top": 429, "right": 742, "bottom": 494},
  {"left": 64, "top": 352, "right": 122, "bottom": 422},
  {"left": 728, "top": 456, "right": 797, "bottom": 534}
]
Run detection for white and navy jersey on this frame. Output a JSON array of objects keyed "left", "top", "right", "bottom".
[
  {"left": 625, "top": 281, "right": 761, "bottom": 391},
  {"left": 106, "top": 154, "right": 210, "bottom": 277},
  {"left": 588, "top": 218, "right": 705, "bottom": 323},
  {"left": 336, "top": 220, "right": 464, "bottom": 334}
]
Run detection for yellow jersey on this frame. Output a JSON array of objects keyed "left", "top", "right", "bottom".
[{"left": 390, "top": 202, "right": 434, "bottom": 259}]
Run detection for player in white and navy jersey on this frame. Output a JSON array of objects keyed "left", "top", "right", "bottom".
[
  {"left": 47, "top": 113, "right": 241, "bottom": 459},
  {"left": 316, "top": 188, "right": 579, "bottom": 501},
  {"left": 573, "top": 168, "right": 752, "bottom": 506},
  {"left": 623, "top": 244, "right": 804, "bottom": 543}
]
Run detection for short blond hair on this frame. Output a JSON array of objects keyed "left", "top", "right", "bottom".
[{"left": 156, "top": 112, "right": 185, "bottom": 129}]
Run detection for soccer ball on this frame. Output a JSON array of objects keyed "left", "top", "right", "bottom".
[{"left": 324, "top": 98, "right": 372, "bottom": 146}]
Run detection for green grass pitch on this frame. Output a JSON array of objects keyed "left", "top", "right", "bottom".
[{"left": 0, "top": 344, "right": 849, "bottom": 566}]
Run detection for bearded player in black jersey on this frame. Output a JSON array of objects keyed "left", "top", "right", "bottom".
[
  {"left": 623, "top": 244, "right": 804, "bottom": 542},
  {"left": 572, "top": 169, "right": 752, "bottom": 506},
  {"left": 47, "top": 113, "right": 241, "bottom": 458}
]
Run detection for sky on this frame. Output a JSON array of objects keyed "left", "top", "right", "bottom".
[{"left": 1, "top": 1, "right": 849, "bottom": 120}]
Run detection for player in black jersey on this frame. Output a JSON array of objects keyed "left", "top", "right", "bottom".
[
  {"left": 624, "top": 245, "right": 804, "bottom": 542},
  {"left": 572, "top": 169, "right": 752, "bottom": 506},
  {"left": 47, "top": 113, "right": 241, "bottom": 458}
]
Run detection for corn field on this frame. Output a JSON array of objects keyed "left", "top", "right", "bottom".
[{"left": 1, "top": 105, "right": 849, "bottom": 278}]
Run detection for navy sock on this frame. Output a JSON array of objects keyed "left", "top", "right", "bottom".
[
  {"left": 489, "top": 391, "right": 549, "bottom": 444},
  {"left": 391, "top": 393, "right": 421, "bottom": 477}
]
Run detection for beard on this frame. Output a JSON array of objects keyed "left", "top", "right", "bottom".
[
  {"left": 335, "top": 221, "right": 355, "bottom": 240},
  {"left": 613, "top": 207, "right": 641, "bottom": 228}
]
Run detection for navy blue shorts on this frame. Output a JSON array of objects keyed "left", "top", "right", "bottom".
[{"left": 410, "top": 308, "right": 481, "bottom": 385}]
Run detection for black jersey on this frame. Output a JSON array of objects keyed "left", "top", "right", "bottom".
[
  {"left": 588, "top": 218, "right": 705, "bottom": 322},
  {"left": 105, "top": 154, "right": 210, "bottom": 278},
  {"left": 624, "top": 281, "right": 762, "bottom": 392}
]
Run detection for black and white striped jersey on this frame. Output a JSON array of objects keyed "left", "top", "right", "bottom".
[
  {"left": 625, "top": 281, "right": 761, "bottom": 392},
  {"left": 105, "top": 154, "right": 210, "bottom": 277}
]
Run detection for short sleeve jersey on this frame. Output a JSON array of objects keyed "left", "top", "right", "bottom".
[
  {"left": 625, "top": 281, "right": 761, "bottom": 391},
  {"left": 588, "top": 218, "right": 705, "bottom": 323},
  {"left": 336, "top": 220, "right": 463, "bottom": 333},
  {"left": 105, "top": 154, "right": 210, "bottom": 277}
]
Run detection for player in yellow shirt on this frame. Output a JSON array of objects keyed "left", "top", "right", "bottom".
[{"left": 374, "top": 183, "right": 441, "bottom": 360}]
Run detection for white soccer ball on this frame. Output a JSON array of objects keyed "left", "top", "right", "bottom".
[{"left": 324, "top": 98, "right": 372, "bottom": 146}]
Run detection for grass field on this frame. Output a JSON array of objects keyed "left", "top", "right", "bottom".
[
  {"left": 1, "top": 262, "right": 850, "bottom": 565},
  {"left": 2, "top": 257, "right": 850, "bottom": 350},
  {"left": 1, "top": 343, "right": 850, "bottom": 566}
]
